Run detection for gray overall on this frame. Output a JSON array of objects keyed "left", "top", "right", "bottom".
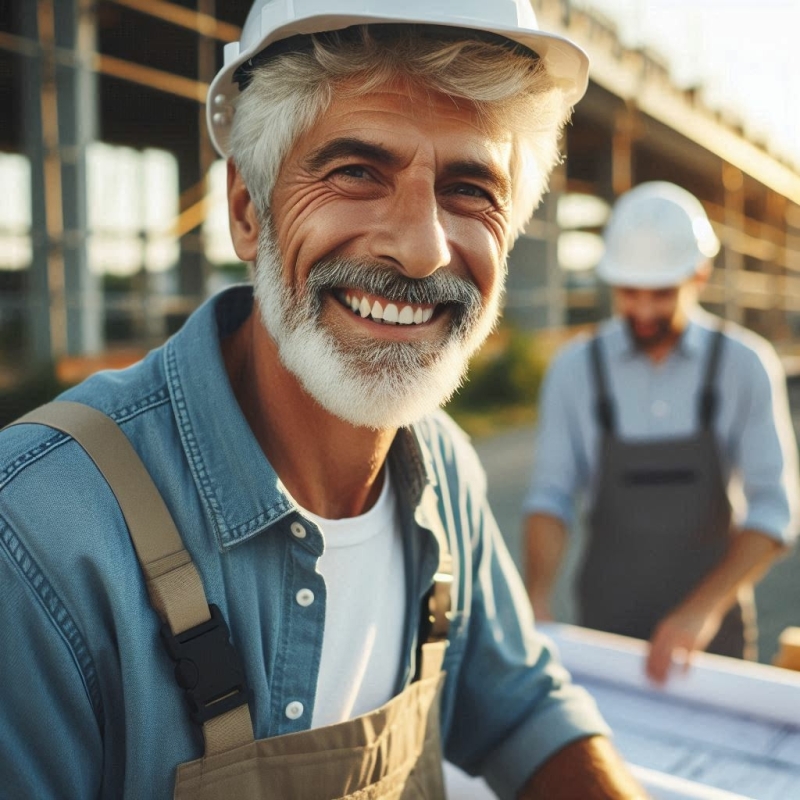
[{"left": 579, "top": 328, "right": 756, "bottom": 659}]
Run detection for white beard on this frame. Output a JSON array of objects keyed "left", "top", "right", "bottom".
[{"left": 252, "top": 226, "right": 504, "bottom": 430}]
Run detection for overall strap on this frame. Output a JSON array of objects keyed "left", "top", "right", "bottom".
[
  {"left": 699, "top": 323, "right": 727, "bottom": 429},
  {"left": 8, "top": 401, "right": 254, "bottom": 755},
  {"left": 590, "top": 335, "right": 615, "bottom": 434}
]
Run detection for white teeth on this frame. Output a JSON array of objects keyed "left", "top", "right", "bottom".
[
  {"left": 398, "top": 306, "right": 414, "bottom": 325},
  {"left": 345, "top": 292, "right": 435, "bottom": 324}
]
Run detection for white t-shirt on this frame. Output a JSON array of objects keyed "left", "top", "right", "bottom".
[{"left": 295, "top": 468, "right": 406, "bottom": 729}]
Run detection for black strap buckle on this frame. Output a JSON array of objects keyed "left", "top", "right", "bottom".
[
  {"left": 414, "top": 568, "right": 453, "bottom": 681},
  {"left": 160, "top": 604, "right": 251, "bottom": 725}
]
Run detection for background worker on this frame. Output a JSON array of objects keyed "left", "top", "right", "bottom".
[
  {"left": 523, "top": 181, "right": 799, "bottom": 684},
  {"left": 0, "top": 2, "right": 646, "bottom": 798}
]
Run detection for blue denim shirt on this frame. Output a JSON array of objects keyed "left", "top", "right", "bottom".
[
  {"left": 524, "top": 309, "right": 799, "bottom": 542},
  {"left": 0, "top": 286, "right": 608, "bottom": 800}
]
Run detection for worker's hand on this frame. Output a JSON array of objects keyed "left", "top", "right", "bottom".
[
  {"left": 646, "top": 602, "right": 723, "bottom": 684},
  {"left": 518, "top": 735, "right": 649, "bottom": 799},
  {"left": 530, "top": 594, "right": 555, "bottom": 623}
]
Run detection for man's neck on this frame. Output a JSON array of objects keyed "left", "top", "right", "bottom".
[
  {"left": 635, "top": 306, "right": 693, "bottom": 365},
  {"left": 641, "top": 331, "right": 682, "bottom": 364},
  {"left": 222, "top": 312, "right": 396, "bottom": 519}
]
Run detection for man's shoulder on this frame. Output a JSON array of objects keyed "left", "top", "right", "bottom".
[
  {"left": 711, "top": 315, "right": 784, "bottom": 377},
  {"left": 0, "top": 348, "right": 170, "bottom": 491},
  {"left": 721, "top": 320, "right": 776, "bottom": 354},
  {"left": 681, "top": 310, "right": 786, "bottom": 393}
]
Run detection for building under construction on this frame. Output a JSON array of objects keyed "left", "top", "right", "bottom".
[{"left": 2, "top": 0, "right": 800, "bottom": 385}]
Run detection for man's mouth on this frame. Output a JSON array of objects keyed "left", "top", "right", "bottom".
[{"left": 335, "top": 289, "right": 436, "bottom": 326}]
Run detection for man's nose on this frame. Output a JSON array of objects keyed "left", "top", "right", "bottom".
[
  {"left": 628, "top": 293, "right": 656, "bottom": 320},
  {"left": 368, "top": 178, "right": 451, "bottom": 278}
]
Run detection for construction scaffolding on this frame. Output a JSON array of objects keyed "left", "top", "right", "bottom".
[{"left": 2, "top": 0, "right": 800, "bottom": 385}]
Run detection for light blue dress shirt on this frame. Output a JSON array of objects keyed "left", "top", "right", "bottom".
[
  {"left": 523, "top": 308, "right": 799, "bottom": 543},
  {"left": 0, "top": 285, "right": 608, "bottom": 800}
]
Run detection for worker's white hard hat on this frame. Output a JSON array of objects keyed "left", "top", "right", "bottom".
[
  {"left": 596, "top": 182, "right": 721, "bottom": 288},
  {"left": 207, "top": 0, "right": 590, "bottom": 157}
]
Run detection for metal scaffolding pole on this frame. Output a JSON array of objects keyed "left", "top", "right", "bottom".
[
  {"left": 722, "top": 163, "right": 745, "bottom": 325},
  {"left": 22, "top": 1, "right": 59, "bottom": 364},
  {"left": 544, "top": 161, "right": 566, "bottom": 329},
  {"left": 21, "top": 0, "right": 100, "bottom": 365},
  {"left": 61, "top": 0, "right": 101, "bottom": 357}
]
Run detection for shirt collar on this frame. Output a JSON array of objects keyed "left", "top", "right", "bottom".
[
  {"left": 165, "top": 285, "right": 435, "bottom": 550},
  {"left": 680, "top": 306, "right": 715, "bottom": 356}
]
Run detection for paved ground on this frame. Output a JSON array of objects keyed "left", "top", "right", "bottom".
[{"left": 471, "top": 379, "right": 800, "bottom": 665}]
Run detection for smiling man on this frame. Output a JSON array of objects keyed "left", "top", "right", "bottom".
[
  {"left": 0, "top": 3, "right": 645, "bottom": 799},
  {"left": 229, "top": 85, "right": 509, "bottom": 449}
]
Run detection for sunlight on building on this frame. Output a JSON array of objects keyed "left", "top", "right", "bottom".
[
  {"left": 558, "top": 231, "right": 605, "bottom": 272},
  {"left": 87, "top": 143, "right": 179, "bottom": 276},
  {"left": 557, "top": 193, "right": 610, "bottom": 230},
  {"left": 557, "top": 193, "right": 609, "bottom": 273},
  {"left": 142, "top": 149, "right": 180, "bottom": 273},
  {"left": 203, "top": 159, "right": 239, "bottom": 267},
  {"left": 0, "top": 153, "right": 32, "bottom": 271}
]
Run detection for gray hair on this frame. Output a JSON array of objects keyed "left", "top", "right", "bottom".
[{"left": 229, "top": 25, "right": 570, "bottom": 241}]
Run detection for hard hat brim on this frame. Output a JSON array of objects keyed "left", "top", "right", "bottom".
[
  {"left": 596, "top": 259, "right": 707, "bottom": 289},
  {"left": 206, "top": 13, "right": 589, "bottom": 157}
]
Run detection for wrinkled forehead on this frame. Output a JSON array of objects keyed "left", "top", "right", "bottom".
[{"left": 328, "top": 75, "right": 513, "bottom": 134}]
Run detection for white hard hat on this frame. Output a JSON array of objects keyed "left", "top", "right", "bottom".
[
  {"left": 596, "top": 182, "right": 721, "bottom": 288},
  {"left": 207, "top": 0, "right": 589, "bottom": 157}
]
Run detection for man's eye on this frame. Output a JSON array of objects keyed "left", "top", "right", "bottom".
[
  {"left": 332, "top": 165, "right": 369, "bottom": 180},
  {"left": 451, "top": 184, "right": 491, "bottom": 200}
]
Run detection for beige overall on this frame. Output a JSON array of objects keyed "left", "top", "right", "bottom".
[{"left": 17, "top": 402, "right": 452, "bottom": 800}]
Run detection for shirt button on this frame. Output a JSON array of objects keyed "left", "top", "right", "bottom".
[
  {"left": 290, "top": 522, "right": 307, "bottom": 539},
  {"left": 285, "top": 701, "right": 304, "bottom": 720},
  {"left": 296, "top": 588, "right": 315, "bottom": 607},
  {"left": 651, "top": 400, "right": 670, "bottom": 418}
]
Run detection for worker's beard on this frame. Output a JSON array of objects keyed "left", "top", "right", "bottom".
[
  {"left": 625, "top": 316, "right": 677, "bottom": 352},
  {"left": 252, "top": 223, "right": 503, "bottom": 429}
]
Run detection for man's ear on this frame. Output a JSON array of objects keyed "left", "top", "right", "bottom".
[
  {"left": 692, "top": 260, "right": 713, "bottom": 290},
  {"left": 228, "top": 159, "right": 261, "bottom": 262}
]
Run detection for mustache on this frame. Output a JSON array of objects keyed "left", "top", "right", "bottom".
[{"left": 304, "top": 256, "right": 483, "bottom": 313}]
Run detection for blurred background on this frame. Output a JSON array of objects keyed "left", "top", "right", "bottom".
[{"left": 1, "top": 0, "right": 800, "bottom": 661}]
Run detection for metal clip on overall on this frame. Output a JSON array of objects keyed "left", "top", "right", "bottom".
[{"left": 161, "top": 604, "right": 251, "bottom": 724}]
